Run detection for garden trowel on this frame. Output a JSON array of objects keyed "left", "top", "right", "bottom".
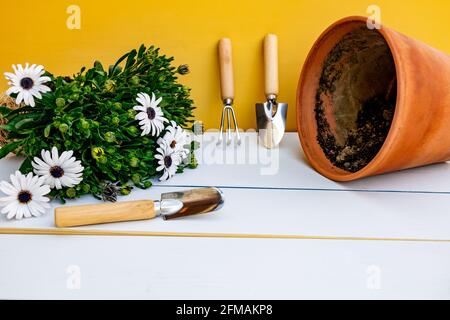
[
  {"left": 55, "top": 187, "right": 224, "bottom": 228},
  {"left": 256, "top": 34, "right": 288, "bottom": 149}
]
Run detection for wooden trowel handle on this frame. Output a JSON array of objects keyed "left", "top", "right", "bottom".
[
  {"left": 264, "top": 34, "right": 279, "bottom": 97},
  {"left": 54, "top": 200, "right": 156, "bottom": 228},
  {"left": 218, "top": 38, "right": 234, "bottom": 100}
]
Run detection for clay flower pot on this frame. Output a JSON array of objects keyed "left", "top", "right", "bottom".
[{"left": 297, "top": 16, "right": 450, "bottom": 181}]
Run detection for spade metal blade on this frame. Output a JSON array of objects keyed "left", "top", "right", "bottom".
[
  {"left": 256, "top": 101, "right": 288, "bottom": 149},
  {"left": 160, "top": 187, "right": 225, "bottom": 220}
]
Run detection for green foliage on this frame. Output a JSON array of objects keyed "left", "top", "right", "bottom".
[{"left": 0, "top": 45, "right": 197, "bottom": 201}]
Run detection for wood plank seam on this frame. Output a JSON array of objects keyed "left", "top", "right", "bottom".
[{"left": 0, "top": 228, "right": 449, "bottom": 243}]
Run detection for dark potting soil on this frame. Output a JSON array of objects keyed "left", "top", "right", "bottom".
[
  {"left": 316, "top": 95, "right": 395, "bottom": 173},
  {"left": 315, "top": 28, "right": 396, "bottom": 173}
]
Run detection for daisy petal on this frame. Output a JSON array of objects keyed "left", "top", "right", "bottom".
[
  {"left": 15, "top": 91, "right": 24, "bottom": 104},
  {"left": 0, "top": 181, "right": 17, "bottom": 196}
]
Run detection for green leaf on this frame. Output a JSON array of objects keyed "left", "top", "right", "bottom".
[
  {"left": 125, "top": 49, "right": 137, "bottom": 69},
  {"left": 110, "top": 52, "right": 130, "bottom": 76},
  {"left": 56, "top": 77, "right": 63, "bottom": 89},
  {"left": 137, "top": 44, "right": 146, "bottom": 58},
  {"left": 19, "top": 158, "right": 33, "bottom": 174},
  {"left": 91, "top": 79, "right": 102, "bottom": 90},
  {"left": 85, "top": 69, "right": 95, "bottom": 80},
  {"left": 17, "top": 128, "right": 39, "bottom": 135},
  {"left": 0, "top": 141, "right": 22, "bottom": 159},
  {"left": 5, "top": 107, "right": 32, "bottom": 119},
  {"left": 0, "top": 124, "right": 13, "bottom": 131},
  {"left": 94, "top": 60, "right": 104, "bottom": 72},
  {"left": 8, "top": 112, "right": 44, "bottom": 127},
  {"left": 14, "top": 118, "right": 35, "bottom": 130},
  {"left": 108, "top": 65, "right": 122, "bottom": 77},
  {"left": 94, "top": 70, "right": 105, "bottom": 78},
  {"left": 44, "top": 124, "right": 51, "bottom": 138},
  {"left": 0, "top": 106, "right": 12, "bottom": 117}
]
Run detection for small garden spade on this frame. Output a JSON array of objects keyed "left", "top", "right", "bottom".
[{"left": 256, "top": 34, "right": 288, "bottom": 149}]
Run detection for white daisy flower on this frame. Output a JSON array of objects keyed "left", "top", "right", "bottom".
[
  {"left": 4, "top": 63, "right": 51, "bottom": 107},
  {"left": 158, "top": 120, "right": 190, "bottom": 159},
  {"left": 155, "top": 141, "right": 182, "bottom": 181},
  {"left": 32, "top": 147, "right": 84, "bottom": 190},
  {"left": 133, "top": 92, "right": 168, "bottom": 136},
  {"left": 0, "top": 171, "right": 50, "bottom": 220}
]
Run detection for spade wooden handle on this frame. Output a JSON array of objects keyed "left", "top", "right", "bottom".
[
  {"left": 264, "top": 34, "right": 279, "bottom": 96},
  {"left": 55, "top": 200, "right": 156, "bottom": 228},
  {"left": 218, "top": 38, "right": 235, "bottom": 100}
]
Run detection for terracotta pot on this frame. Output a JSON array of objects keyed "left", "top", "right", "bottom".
[{"left": 297, "top": 16, "right": 450, "bottom": 181}]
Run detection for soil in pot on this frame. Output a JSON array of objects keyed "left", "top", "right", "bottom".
[{"left": 315, "top": 27, "right": 397, "bottom": 173}]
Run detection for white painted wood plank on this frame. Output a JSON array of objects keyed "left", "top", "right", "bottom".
[
  {"left": 155, "top": 132, "right": 450, "bottom": 194},
  {"left": 0, "top": 234, "right": 448, "bottom": 299},
  {"left": 1, "top": 186, "right": 450, "bottom": 239}
]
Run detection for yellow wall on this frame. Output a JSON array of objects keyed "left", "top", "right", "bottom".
[{"left": 1, "top": 0, "right": 450, "bottom": 131}]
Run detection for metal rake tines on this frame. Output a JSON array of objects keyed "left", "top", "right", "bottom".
[{"left": 218, "top": 99, "right": 241, "bottom": 145}]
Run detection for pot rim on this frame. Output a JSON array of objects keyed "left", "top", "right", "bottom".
[{"left": 297, "top": 15, "right": 404, "bottom": 181}]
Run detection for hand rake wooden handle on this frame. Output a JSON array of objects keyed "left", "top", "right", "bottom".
[
  {"left": 55, "top": 200, "right": 156, "bottom": 228},
  {"left": 218, "top": 38, "right": 235, "bottom": 101}
]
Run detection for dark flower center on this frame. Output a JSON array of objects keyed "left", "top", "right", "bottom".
[
  {"left": 20, "top": 77, "right": 34, "bottom": 90},
  {"left": 147, "top": 107, "right": 156, "bottom": 120},
  {"left": 164, "top": 155, "right": 172, "bottom": 168},
  {"left": 17, "top": 191, "right": 32, "bottom": 204},
  {"left": 101, "top": 183, "right": 119, "bottom": 203},
  {"left": 50, "top": 166, "right": 65, "bottom": 178},
  {"left": 170, "top": 140, "right": 177, "bottom": 149}
]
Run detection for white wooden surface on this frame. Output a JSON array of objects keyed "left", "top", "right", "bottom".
[
  {"left": 0, "top": 132, "right": 450, "bottom": 299},
  {"left": 1, "top": 235, "right": 449, "bottom": 299}
]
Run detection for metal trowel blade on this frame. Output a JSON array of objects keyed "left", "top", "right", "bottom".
[
  {"left": 256, "top": 102, "right": 288, "bottom": 148},
  {"left": 160, "top": 187, "right": 225, "bottom": 220}
]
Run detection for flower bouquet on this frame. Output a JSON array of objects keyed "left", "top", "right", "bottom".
[{"left": 0, "top": 45, "right": 197, "bottom": 220}]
